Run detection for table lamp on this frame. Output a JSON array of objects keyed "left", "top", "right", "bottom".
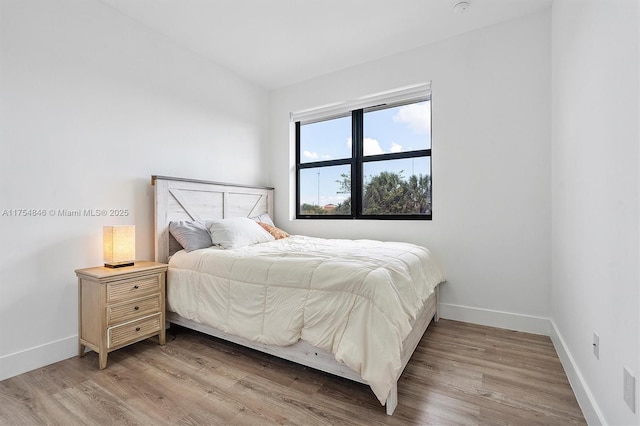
[{"left": 103, "top": 225, "right": 135, "bottom": 268}]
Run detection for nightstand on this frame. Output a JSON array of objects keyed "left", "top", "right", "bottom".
[{"left": 75, "top": 261, "right": 168, "bottom": 369}]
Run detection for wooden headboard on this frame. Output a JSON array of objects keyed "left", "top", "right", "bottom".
[{"left": 152, "top": 175, "right": 274, "bottom": 263}]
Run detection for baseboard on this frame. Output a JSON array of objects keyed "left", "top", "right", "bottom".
[
  {"left": 0, "top": 335, "right": 77, "bottom": 382},
  {"left": 549, "top": 320, "right": 605, "bottom": 426},
  {"left": 438, "top": 303, "right": 551, "bottom": 335}
]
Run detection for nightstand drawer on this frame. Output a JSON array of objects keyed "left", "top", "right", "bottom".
[
  {"left": 107, "top": 275, "right": 160, "bottom": 302},
  {"left": 107, "top": 313, "right": 162, "bottom": 349},
  {"left": 107, "top": 294, "right": 161, "bottom": 325}
]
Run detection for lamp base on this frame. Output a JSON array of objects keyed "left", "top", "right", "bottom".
[{"left": 104, "top": 262, "right": 134, "bottom": 268}]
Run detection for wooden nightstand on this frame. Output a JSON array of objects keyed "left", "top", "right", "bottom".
[{"left": 75, "top": 261, "right": 168, "bottom": 369}]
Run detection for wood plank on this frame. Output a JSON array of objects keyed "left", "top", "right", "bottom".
[{"left": 0, "top": 320, "right": 586, "bottom": 425}]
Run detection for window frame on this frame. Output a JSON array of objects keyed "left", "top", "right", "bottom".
[{"left": 295, "top": 95, "right": 432, "bottom": 220}]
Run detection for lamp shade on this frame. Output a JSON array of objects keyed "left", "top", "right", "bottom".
[{"left": 103, "top": 225, "right": 135, "bottom": 268}]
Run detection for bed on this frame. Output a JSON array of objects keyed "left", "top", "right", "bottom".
[{"left": 152, "top": 175, "right": 445, "bottom": 415}]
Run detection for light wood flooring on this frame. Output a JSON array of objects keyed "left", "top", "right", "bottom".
[{"left": 0, "top": 319, "right": 585, "bottom": 425}]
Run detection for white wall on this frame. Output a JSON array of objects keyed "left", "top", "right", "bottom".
[
  {"left": 269, "top": 11, "right": 552, "bottom": 334},
  {"left": 551, "top": 1, "right": 639, "bottom": 425},
  {"left": 5, "top": 3, "right": 635, "bottom": 423},
  {"left": 0, "top": 0, "right": 268, "bottom": 380}
]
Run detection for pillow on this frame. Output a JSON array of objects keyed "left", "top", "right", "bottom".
[
  {"left": 207, "top": 217, "right": 275, "bottom": 249},
  {"left": 169, "top": 220, "right": 213, "bottom": 252},
  {"left": 257, "top": 222, "right": 289, "bottom": 240},
  {"left": 250, "top": 213, "right": 275, "bottom": 226}
]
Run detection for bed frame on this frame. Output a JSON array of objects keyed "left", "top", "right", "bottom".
[{"left": 151, "top": 175, "right": 439, "bottom": 415}]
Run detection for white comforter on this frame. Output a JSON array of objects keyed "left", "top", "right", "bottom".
[{"left": 167, "top": 235, "right": 445, "bottom": 404}]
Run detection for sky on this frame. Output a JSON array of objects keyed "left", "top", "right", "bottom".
[{"left": 299, "top": 101, "right": 431, "bottom": 207}]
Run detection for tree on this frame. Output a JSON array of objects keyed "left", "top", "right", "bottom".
[
  {"left": 363, "top": 171, "right": 431, "bottom": 215},
  {"left": 403, "top": 174, "right": 431, "bottom": 214},
  {"left": 300, "top": 203, "right": 326, "bottom": 215},
  {"left": 334, "top": 173, "right": 352, "bottom": 214},
  {"left": 317, "top": 171, "right": 431, "bottom": 216},
  {"left": 362, "top": 171, "right": 406, "bottom": 214}
]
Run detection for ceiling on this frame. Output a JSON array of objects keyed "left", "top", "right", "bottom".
[{"left": 99, "top": 0, "right": 552, "bottom": 90}]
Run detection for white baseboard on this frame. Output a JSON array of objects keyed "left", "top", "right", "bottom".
[
  {"left": 549, "top": 320, "right": 605, "bottom": 426},
  {"left": 438, "top": 303, "right": 551, "bottom": 335},
  {"left": 0, "top": 335, "right": 77, "bottom": 382}
]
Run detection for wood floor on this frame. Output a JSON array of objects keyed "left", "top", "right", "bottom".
[{"left": 0, "top": 319, "right": 585, "bottom": 425}]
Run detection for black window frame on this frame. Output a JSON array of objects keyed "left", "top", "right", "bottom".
[{"left": 295, "top": 97, "right": 432, "bottom": 220}]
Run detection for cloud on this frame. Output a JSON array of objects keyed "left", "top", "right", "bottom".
[
  {"left": 347, "top": 137, "right": 385, "bottom": 155},
  {"left": 393, "top": 103, "right": 430, "bottom": 134},
  {"left": 364, "top": 138, "right": 384, "bottom": 156},
  {"left": 390, "top": 142, "right": 403, "bottom": 153},
  {"left": 303, "top": 150, "right": 318, "bottom": 159}
]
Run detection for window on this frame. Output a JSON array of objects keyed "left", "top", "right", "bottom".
[{"left": 294, "top": 84, "right": 432, "bottom": 220}]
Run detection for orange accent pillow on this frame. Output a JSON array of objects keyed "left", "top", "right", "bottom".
[{"left": 257, "top": 222, "right": 289, "bottom": 240}]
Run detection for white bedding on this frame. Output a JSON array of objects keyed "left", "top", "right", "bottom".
[{"left": 167, "top": 235, "right": 445, "bottom": 404}]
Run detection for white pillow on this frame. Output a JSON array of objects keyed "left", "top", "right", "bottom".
[
  {"left": 250, "top": 213, "right": 275, "bottom": 226},
  {"left": 206, "top": 217, "right": 275, "bottom": 249}
]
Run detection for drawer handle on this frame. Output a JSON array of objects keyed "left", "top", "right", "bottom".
[
  {"left": 134, "top": 306, "right": 139, "bottom": 311},
  {"left": 133, "top": 285, "right": 139, "bottom": 289},
  {"left": 135, "top": 327, "right": 141, "bottom": 332}
]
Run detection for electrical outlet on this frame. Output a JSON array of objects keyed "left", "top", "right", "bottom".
[
  {"left": 623, "top": 367, "right": 636, "bottom": 413},
  {"left": 592, "top": 332, "right": 599, "bottom": 359}
]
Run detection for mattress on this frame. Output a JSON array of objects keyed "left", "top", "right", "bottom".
[{"left": 167, "top": 235, "right": 445, "bottom": 403}]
